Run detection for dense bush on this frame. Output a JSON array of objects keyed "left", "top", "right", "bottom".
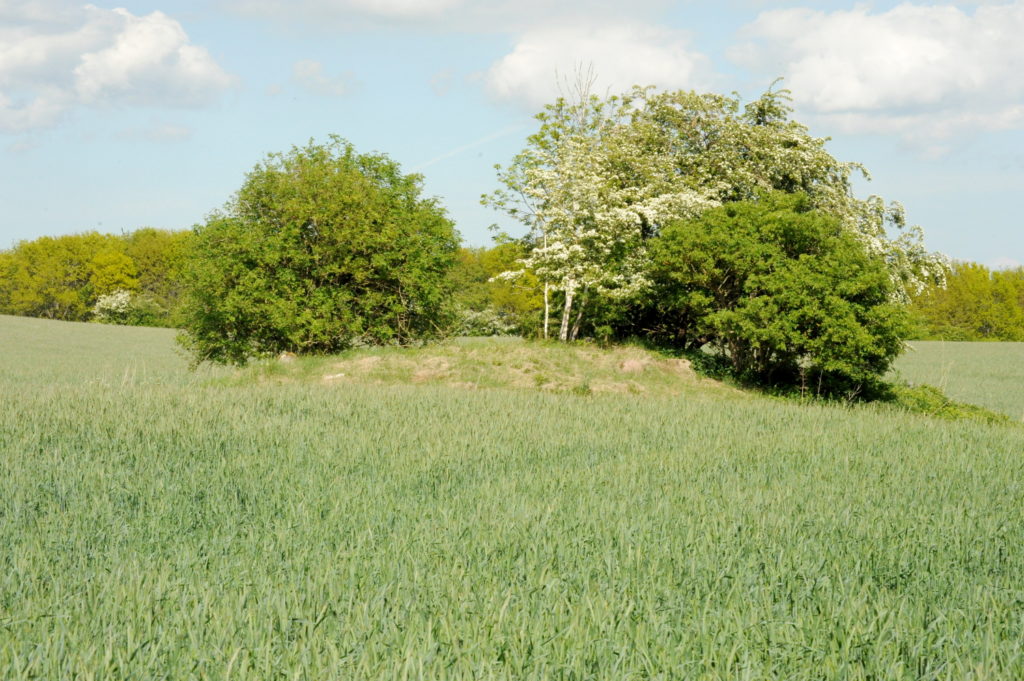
[
  {"left": 178, "top": 136, "right": 459, "bottom": 365},
  {"left": 645, "top": 192, "right": 908, "bottom": 394}
]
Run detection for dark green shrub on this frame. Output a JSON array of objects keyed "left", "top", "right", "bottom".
[
  {"left": 646, "top": 192, "right": 908, "bottom": 395},
  {"left": 178, "top": 136, "right": 459, "bottom": 365}
]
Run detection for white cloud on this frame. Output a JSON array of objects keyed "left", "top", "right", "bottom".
[
  {"left": 0, "top": 2, "right": 234, "bottom": 133},
  {"left": 485, "top": 24, "right": 714, "bottom": 109},
  {"left": 430, "top": 68, "right": 454, "bottom": 96},
  {"left": 292, "top": 59, "right": 355, "bottom": 97},
  {"left": 235, "top": 0, "right": 465, "bottom": 25},
  {"left": 732, "top": 2, "right": 1024, "bottom": 144},
  {"left": 344, "top": 0, "right": 465, "bottom": 18},
  {"left": 229, "top": 0, "right": 669, "bottom": 32}
]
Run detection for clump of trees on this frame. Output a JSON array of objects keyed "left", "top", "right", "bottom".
[
  {"left": 178, "top": 136, "right": 459, "bottom": 365},
  {"left": 483, "top": 79, "right": 944, "bottom": 394},
  {"left": 3, "top": 81, "right": 970, "bottom": 395},
  {"left": 909, "top": 262, "right": 1024, "bottom": 341},
  {"left": 0, "top": 228, "right": 189, "bottom": 325}
]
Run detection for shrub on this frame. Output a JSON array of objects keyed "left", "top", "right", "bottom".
[
  {"left": 178, "top": 136, "right": 459, "bottom": 365},
  {"left": 646, "top": 192, "right": 908, "bottom": 395}
]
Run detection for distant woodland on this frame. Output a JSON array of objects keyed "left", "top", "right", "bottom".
[{"left": 1, "top": 228, "right": 1022, "bottom": 342}]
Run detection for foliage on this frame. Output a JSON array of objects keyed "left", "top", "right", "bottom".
[
  {"left": 91, "top": 289, "right": 134, "bottom": 324},
  {"left": 909, "top": 262, "right": 1024, "bottom": 341},
  {"left": 485, "top": 82, "right": 945, "bottom": 342},
  {"left": 0, "top": 228, "right": 189, "bottom": 326},
  {"left": 448, "top": 242, "right": 543, "bottom": 336},
  {"left": 91, "top": 288, "right": 168, "bottom": 326},
  {"left": 484, "top": 77, "right": 713, "bottom": 341},
  {"left": 4, "top": 314, "right": 1024, "bottom": 679},
  {"left": 884, "top": 382, "right": 1011, "bottom": 425},
  {"left": 179, "top": 136, "right": 459, "bottom": 365},
  {"left": 628, "top": 85, "right": 946, "bottom": 300},
  {"left": 647, "top": 192, "right": 908, "bottom": 393},
  {"left": 452, "top": 306, "right": 520, "bottom": 337},
  {"left": 88, "top": 249, "right": 139, "bottom": 296},
  {"left": 0, "top": 232, "right": 119, "bottom": 320},
  {"left": 121, "top": 227, "right": 192, "bottom": 324}
]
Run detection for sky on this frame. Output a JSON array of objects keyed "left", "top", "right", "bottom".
[{"left": 1, "top": 0, "right": 1022, "bottom": 268}]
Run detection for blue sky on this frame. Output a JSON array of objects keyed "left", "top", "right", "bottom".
[{"left": 1, "top": 0, "right": 1021, "bottom": 268}]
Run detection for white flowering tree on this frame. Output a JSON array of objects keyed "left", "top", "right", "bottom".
[
  {"left": 486, "top": 81, "right": 946, "bottom": 341},
  {"left": 631, "top": 84, "right": 948, "bottom": 299},
  {"left": 484, "top": 79, "right": 713, "bottom": 341},
  {"left": 91, "top": 289, "right": 134, "bottom": 324}
]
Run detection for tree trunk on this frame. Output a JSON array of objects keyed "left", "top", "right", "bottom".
[
  {"left": 569, "top": 290, "right": 587, "bottom": 341},
  {"left": 558, "top": 284, "right": 576, "bottom": 342},
  {"left": 542, "top": 231, "right": 550, "bottom": 340},
  {"left": 543, "top": 281, "right": 550, "bottom": 340}
]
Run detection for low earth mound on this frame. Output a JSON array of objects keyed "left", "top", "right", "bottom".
[{"left": 248, "top": 337, "right": 735, "bottom": 399}]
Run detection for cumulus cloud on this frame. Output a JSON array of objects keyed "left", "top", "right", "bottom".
[
  {"left": 292, "top": 59, "right": 355, "bottom": 97},
  {"left": 732, "top": 2, "right": 1024, "bottom": 144},
  {"left": 485, "top": 24, "right": 714, "bottom": 109},
  {"left": 0, "top": 2, "right": 234, "bottom": 133}
]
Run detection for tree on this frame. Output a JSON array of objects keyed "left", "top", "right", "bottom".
[
  {"left": 121, "top": 227, "right": 192, "bottom": 323},
  {"left": 484, "top": 75, "right": 712, "bottom": 341},
  {"left": 647, "top": 193, "right": 907, "bottom": 394},
  {"left": 449, "top": 241, "right": 543, "bottom": 336},
  {"left": 0, "top": 233, "right": 120, "bottom": 320},
  {"left": 910, "top": 262, "right": 1024, "bottom": 341},
  {"left": 485, "top": 82, "right": 944, "bottom": 341},
  {"left": 627, "top": 84, "right": 946, "bottom": 300},
  {"left": 89, "top": 249, "right": 139, "bottom": 297},
  {"left": 178, "top": 136, "right": 459, "bottom": 365}
]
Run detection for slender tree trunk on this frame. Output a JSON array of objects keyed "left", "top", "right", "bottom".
[
  {"left": 558, "top": 283, "right": 576, "bottom": 342},
  {"left": 543, "top": 281, "right": 550, "bottom": 340},
  {"left": 542, "top": 231, "right": 550, "bottom": 340},
  {"left": 569, "top": 290, "right": 587, "bottom": 341}
]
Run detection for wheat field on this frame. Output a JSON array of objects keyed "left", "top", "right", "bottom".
[{"left": 3, "top": 316, "right": 1023, "bottom": 679}]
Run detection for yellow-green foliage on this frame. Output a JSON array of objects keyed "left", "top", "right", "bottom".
[
  {"left": 0, "top": 228, "right": 190, "bottom": 325},
  {"left": 910, "top": 262, "right": 1024, "bottom": 341},
  {"left": 3, "top": 315, "right": 1024, "bottom": 679},
  {"left": 449, "top": 243, "right": 543, "bottom": 336}
]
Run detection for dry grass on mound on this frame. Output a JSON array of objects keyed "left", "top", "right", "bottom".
[{"left": 252, "top": 337, "right": 735, "bottom": 399}]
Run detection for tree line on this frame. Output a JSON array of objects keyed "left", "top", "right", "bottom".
[
  {"left": 0, "top": 228, "right": 190, "bottom": 326},
  {"left": 2, "top": 80, "right": 1020, "bottom": 395},
  {"left": 5, "top": 230, "right": 1015, "bottom": 345}
]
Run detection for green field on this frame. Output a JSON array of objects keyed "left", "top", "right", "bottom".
[
  {"left": 894, "top": 341, "right": 1024, "bottom": 421},
  {"left": 3, "top": 315, "right": 1024, "bottom": 680}
]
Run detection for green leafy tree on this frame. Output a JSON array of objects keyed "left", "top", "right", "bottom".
[
  {"left": 89, "top": 249, "right": 139, "bottom": 296},
  {"left": 0, "top": 233, "right": 120, "bottom": 320},
  {"left": 647, "top": 193, "right": 907, "bottom": 394},
  {"left": 627, "top": 84, "right": 946, "bottom": 300},
  {"left": 0, "top": 250, "right": 14, "bottom": 313},
  {"left": 449, "top": 242, "right": 543, "bottom": 336},
  {"left": 179, "top": 136, "right": 459, "bottom": 365},
  {"left": 121, "top": 228, "right": 191, "bottom": 324},
  {"left": 910, "top": 262, "right": 1024, "bottom": 341}
]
